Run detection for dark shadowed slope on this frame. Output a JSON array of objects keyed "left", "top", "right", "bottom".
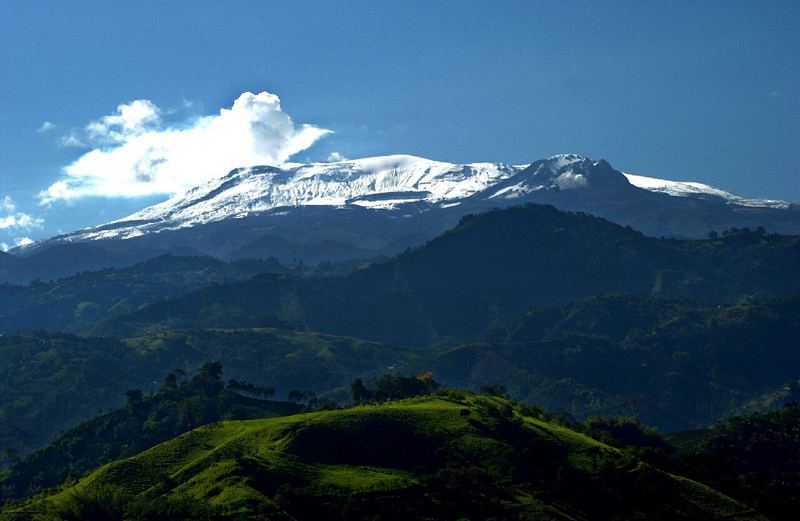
[
  {"left": 93, "top": 204, "right": 800, "bottom": 346},
  {"left": 427, "top": 294, "right": 800, "bottom": 430}
]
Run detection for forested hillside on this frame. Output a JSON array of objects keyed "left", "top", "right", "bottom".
[
  {"left": 0, "top": 255, "right": 288, "bottom": 333},
  {"left": 0, "top": 329, "right": 417, "bottom": 462},
  {"left": 91, "top": 205, "right": 800, "bottom": 346},
  {"left": 428, "top": 294, "right": 800, "bottom": 430},
  {"left": 0, "top": 205, "right": 797, "bottom": 520}
]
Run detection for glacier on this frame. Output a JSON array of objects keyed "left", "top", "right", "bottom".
[{"left": 52, "top": 153, "right": 792, "bottom": 243}]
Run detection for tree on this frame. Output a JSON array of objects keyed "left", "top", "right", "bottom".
[
  {"left": 191, "top": 362, "right": 225, "bottom": 398},
  {"left": 228, "top": 379, "right": 275, "bottom": 399},
  {"left": 161, "top": 372, "right": 179, "bottom": 392},
  {"left": 198, "top": 361, "right": 223, "bottom": 380},
  {"left": 723, "top": 227, "right": 739, "bottom": 237},
  {"left": 479, "top": 384, "right": 510, "bottom": 399},
  {"left": 586, "top": 416, "right": 669, "bottom": 450},
  {"left": 3, "top": 446, "right": 19, "bottom": 466},
  {"left": 350, "top": 378, "right": 371, "bottom": 404},
  {"left": 371, "top": 373, "right": 440, "bottom": 401},
  {"left": 288, "top": 389, "right": 315, "bottom": 404},
  {"left": 124, "top": 389, "right": 143, "bottom": 409}
]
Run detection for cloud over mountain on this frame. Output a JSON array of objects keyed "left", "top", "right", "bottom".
[
  {"left": 39, "top": 92, "right": 331, "bottom": 204},
  {"left": 0, "top": 196, "right": 43, "bottom": 231},
  {"left": 0, "top": 196, "right": 42, "bottom": 251}
]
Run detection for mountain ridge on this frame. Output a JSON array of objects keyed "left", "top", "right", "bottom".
[
  {"left": 29, "top": 153, "right": 794, "bottom": 245},
  {"left": 88, "top": 204, "right": 800, "bottom": 347},
  {"left": 5, "top": 155, "right": 799, "bottom": 284}
]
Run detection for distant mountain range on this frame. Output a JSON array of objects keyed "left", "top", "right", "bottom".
[
  {"left": 4, "top": 154, "right": 798, "bottom": 283},
  {"left": 88, "top": 204, "right": 800, "bottom": 347}
]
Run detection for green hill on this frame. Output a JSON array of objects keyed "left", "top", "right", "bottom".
[
  {"left": 0, "top": 363, "right": 302, "bottom": 502},
  {"left": 0, "top": 395, "right": 765, "bottom": 521},
  {"left": 3, "top": 293, "right": 797, "bottom": 466},
  {"left": 0, "top": 329, "right": 418, "bottom": 463},
  {"left": 670, "top": 403, "right": 800, "bottom": 520},
  {"left": 0, "top": 255, "right": 290, "bottom": 334},
  {"left": 93, "top": 205, "right": 800, "bottom": 347},
  {"left": 427, "top": 294, "right": 800, "bottom": 430},
  {"left": 0, "top": 333, "right": 148, "bottom": 463}
]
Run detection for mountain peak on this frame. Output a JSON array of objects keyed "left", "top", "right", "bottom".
[
  {"left": 17, "top": 153, "right": 797, "bottom": 256},
  {"left": 73, "top": 155, "right": 524, "bottom": 241},
  {"left": 546, "top": 153, "right": 588, "bottom": 168}
]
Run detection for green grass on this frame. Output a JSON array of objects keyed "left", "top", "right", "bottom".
[
  {"left": 1, "top": 395, "right": 766, "bottom": 521},
  {"left": 315, "top": 465, "right": 414, "bottom": 493}
]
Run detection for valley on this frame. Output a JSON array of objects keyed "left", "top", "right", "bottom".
[{"left": 1, "top": 200, "right": 798, "bottom": 518}]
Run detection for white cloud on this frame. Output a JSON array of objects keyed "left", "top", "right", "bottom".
[
  {"left": 37, "top": 121, "right": 55, "bottom": 133},
  {"left": 85, "top": 99, "right": 160, "bottom": 144},
  {"left": 0, "top": 213, "right": 43, "bottom": 230},
  {"left": 0, "top": 196, "right": 44, "bottom": 231},
  {"left": 0, "top": 236, "right": 34, "bottom": 252},
  {"left": 59, "top": 130, "right": 86, "bottom": 148},
  {"left": 40, "top": 91, "right": 331, "bottom": 204},
  {"left": 14, "top": 236, "right": 34, "bottom": 248},
  {"left": 326, "top": 151, "right": 347, "bottom": 162}
]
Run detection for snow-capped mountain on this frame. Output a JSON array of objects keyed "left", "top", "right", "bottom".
[
  {"left": 46, "top": 153, "right": 793, "bottom": 243},
  {"left": 70, "top": 155, "right": 526, "bottom": 241},
  {"left": 8, "top": 154, "right": 799, "bottom": 283},
  {"left": 622, "top": 173, "right": 790, "bottom": 209}
]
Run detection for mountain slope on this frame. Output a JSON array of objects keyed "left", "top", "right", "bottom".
[
  {"left": 671, "top": 403, "right": 800, "bottom": 520},
  {"left": 0, "top": 395, "right": 765, "bottom": 521},
  {"left": 426, "top": 294, "right": 800, "bottom": 430},
  {"left": 49, "top": 154, "right": 797, "bottom": 242},
  {"left": 7, "top": 154, "right": 798, "bottom": 283},
  {"left": 93, "top": 204, "right": 800, "bottom": 346},
  {"left": 0, "top": 366, "right": 302, "bottom": 502},
  {"left": 0, "top": 328, "right": 418, "bottom": 462},
  {"left": 91, "top": 155, "right": 525, "bottom": 237},
  {"left": 0, "top": 255, "right": 288, "bottom": 334}
]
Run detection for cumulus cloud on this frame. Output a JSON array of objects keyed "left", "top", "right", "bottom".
[
  {"left": 0, "top": 236, "right": 34, "bottom": 252},
  {"left": 326, "top": 151, "right": 347, "bottom": 162},
  {"left": 40, "top": 91, "right": 331, "bottom": 204},
  {"left": 37, "top": 121, "right": 55, "bottom": 133},
  {"left": 85, "top": 99, "right": 160, "bottom": 144},
  {"left": 0, "top": 196, "right": 44, "bottom": 231}
]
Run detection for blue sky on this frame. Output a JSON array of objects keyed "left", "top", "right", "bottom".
[{"left": 1, "top": 0, "right": 798, "bottom": 246}]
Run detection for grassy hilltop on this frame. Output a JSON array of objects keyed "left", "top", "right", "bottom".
[{"left": 2, "top": 394, "right": 764, "bottom": 521}]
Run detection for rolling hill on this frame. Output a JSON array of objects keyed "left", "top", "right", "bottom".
[
  {"left": 426, "top": 294, "right": 800, "bottom": 430},
  {"left": 0, "top": 328, "right": 418, "bottom": 463},
  {"left": 0, "top": 395, "right": 766, "bottom": 521}
]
